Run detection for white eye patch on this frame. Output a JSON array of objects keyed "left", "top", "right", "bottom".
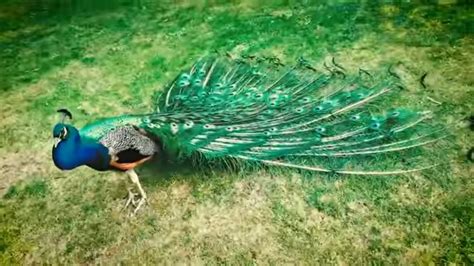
[{"left": 60, "top": 127, "right": 68, "bottom": 139}]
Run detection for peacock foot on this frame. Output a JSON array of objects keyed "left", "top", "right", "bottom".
[
  {"left": 122, "top": 188, "right": 138, "bottom": 210},
  {"left": 132, "top": 196, "right": 147, "bottom": 216},
  {"left": 122, "top": 188, "right": 148, "bottom": 216}
]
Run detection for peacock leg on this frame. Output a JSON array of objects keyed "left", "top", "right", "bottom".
[{"left": 125, "top": 169, "right": 148, "bottom": 215}]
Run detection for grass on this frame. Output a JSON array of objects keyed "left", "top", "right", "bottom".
[{"left": 0, "top": 0, "right": 473, "bottom": 264}]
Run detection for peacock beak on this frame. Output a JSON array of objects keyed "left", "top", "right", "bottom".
[{"left": 53, "top": 137, "right": 61, "bottom": 148}]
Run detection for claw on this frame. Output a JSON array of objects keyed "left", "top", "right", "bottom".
[
  {"left": 123, "top": 189, "right": 148, "bottom": 216},
  {"left": 122, "top": 188, "right": 138, "bottom": 211},
  {"left": 132, "top": 197, "right": 147, "bottom": 216}
]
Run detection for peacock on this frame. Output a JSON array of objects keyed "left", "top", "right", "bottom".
[{"left": 52, "top": 56, "right": 444, "bottom": 215}]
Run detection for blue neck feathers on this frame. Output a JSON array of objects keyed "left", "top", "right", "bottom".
[{"left": 52, "top": 124, "right": 111, "bottom": 171}]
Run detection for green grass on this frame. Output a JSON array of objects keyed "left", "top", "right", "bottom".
[{"left": 0, "top": 0, "right": 473, "bottom": 264}]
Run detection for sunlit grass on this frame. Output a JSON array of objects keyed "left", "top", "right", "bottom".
[{"left": 0, "top": 1, "right": 472, "bottom": 264}]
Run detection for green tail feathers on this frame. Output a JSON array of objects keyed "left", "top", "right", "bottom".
[{"left": 82, "top": 57, "right": 445, "bottom": 174}]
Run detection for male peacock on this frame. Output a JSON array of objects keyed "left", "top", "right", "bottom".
[{"left": 52, "top": 57, "right": 444, "bottom": 215}]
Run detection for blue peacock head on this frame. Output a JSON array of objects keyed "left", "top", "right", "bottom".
[
  {"left": 52, "top": 109, "right": 77, "bottom": 148},
  {"left": 52, "top": 109, "right": 82, "bottom": 170},
  {"left": 52, "top": 123, "right": 80, "bottom": 147}
]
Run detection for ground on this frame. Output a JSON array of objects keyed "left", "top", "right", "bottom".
[{"left": 0, "top": 0, "right": 473, "bottom": 264}]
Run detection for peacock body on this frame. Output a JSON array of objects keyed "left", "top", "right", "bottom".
[{"left": 52, "top": 57, "right": 443, "bottom": 214}]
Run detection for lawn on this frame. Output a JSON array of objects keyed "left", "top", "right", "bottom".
[{"left": 0, "top": 0, "right": 473, "bottom": 264}]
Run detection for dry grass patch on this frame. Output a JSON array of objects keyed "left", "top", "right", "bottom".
[{"left": 94, "top": 174, "right": 284, "bottom": 263}]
